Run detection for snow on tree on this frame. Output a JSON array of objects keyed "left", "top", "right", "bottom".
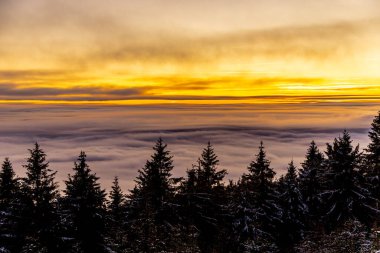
[
  {"left": 230, "top": 141, "right": 280, "bottom": 252},
  {"left": 179, "top": 142, "right": 227, "bottom": 252},
  {"left": 126, "top": 138, "right": 189, "bottom": 252},
  {"left": 323, "top": 130, "right": 375, "bottom": 229}
]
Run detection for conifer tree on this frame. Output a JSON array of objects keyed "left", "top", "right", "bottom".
[
  {"left": 197, "top": 142, "right": 226, "bottom": 191},
  {"left": 179, "top": 167, "right": 197, "bottom": 226},
  {"left": 232, "top": 142, "right": 280, "bottom": 251},
  {"left": 0, "top": 158, "right": 18, "bottom": 208},
  {"left": 365, "top": 111, "right": 380, "bottom": 203},
  {"left": 180, "top": 142, "right": 227, "bottom": 253},
  {"left": 245, "top": 141, "right": 276, "bottom": 200},
  {"left": 0, "top": 158, "right": 24, "bottom": 253},
  {"left": 298, "top": 141, "right": 324, "bottom": 225},
  {"left": 278, "top": 161, "right": 307, "bottom": 250},
  {"left": 245, "top": 142, "right": 280, "bottom": 228},
  {"left": 106, "top": 176, "right": 126, "bottom": 251},
  {"left": 63, "top": 151, "right": 106, "bottom": 253},
  {"left": 323, "top": 130, "right": 373, "bottom": 229},
  {"left": 127, "top": 138, "right": 185, "bottom": 252},
  {"left": 22, "top": 143, "right": 59, "bottom": 252},
  {"left": 108, "top": 176, "right": 125, "bottom": 224}
]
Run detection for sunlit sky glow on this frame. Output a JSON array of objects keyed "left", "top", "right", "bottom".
[{"left": 1, "top": 0, "right": 379, "bottom": 104}]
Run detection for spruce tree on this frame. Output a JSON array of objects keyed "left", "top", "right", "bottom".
[
  {"left": 298, "top": 141, "right": 324, "bottom": 225},
  {"left": 323, "top": 130, "right": 373, "bottom": 229},
  {"left": 22, "top": 143, "right": 59, "bottom": 252},
  {"left": 0, "top": 158, "right": 24, "bottom": 253},
  {"left": 245, "top": 142, "right": 276, "bottom": 201},
  {"left": 108, "top": 176, "right": 125, "bottom": 224},
  {"left": 127, "top": 138, "right": 185, "bottom": 252},
  {"left": 197, "top": 142, "right": 226, "bottom": 191},
  {"left": 63, "top": 151, "right": 106, "bottom": 253},
  {"left": 0, "top": 158, "right": 18, "bottom": 208},
  {"left": 365, "top": 111, "right": 380, "bottom": 208},
  {"left": 278, "top": 161, "right": 307, "bottom": 250},
  {"left": 244, "top": 142, "right": 279, "bottom": 224},
  {"left": 177, "top": 168, "right": 202, "bottom": 252},
  {"left": 106, "top": 176, "right": 126, "bottom": 251},
  {"left": 181, "top": 142, "right": 227, "bottom": 253},
  {"left": 232, "top": 141, "right": 280, "bottom": 251}
]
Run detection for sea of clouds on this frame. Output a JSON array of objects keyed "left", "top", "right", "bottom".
[{"left": 0, "top": 102, "right": 378, "bottom": 191}]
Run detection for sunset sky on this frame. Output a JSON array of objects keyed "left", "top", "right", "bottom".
[
  {"left": 1, "top": 0, "right": 380, "bottom": 104},
  {"left": 1, "top": 0, "right": 379, "bottom": 190}
]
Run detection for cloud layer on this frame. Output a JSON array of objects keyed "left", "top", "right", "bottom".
[{"left": 0, "top": 103, "right": 377, "bottom": 191}]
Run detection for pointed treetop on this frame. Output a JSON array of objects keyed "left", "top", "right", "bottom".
[
  {"left": 299, "top": 140, "right": 324, "bottom": 185},
  {"left": 247, "top": 141, "right": 275, "bottom": 179},
  {"left": 110, "top": 176, "right": 123, "bottom": 201},
  {"left": 200, "top": 141, "right": 220, "bottom": 170},
  {"left": 133, "top": 138, "right": 176, "bottom": 203},
  {"left": 285, "top": 160, "right": 298, "bottom": 184},
  {"left": 367, "top": 111, "right": 380, "bottom": 158},
  {"left": 0, "top": 158, "right": 18, "bottom": 204},
  {"left": 149, "top": 137, "right": 174, "bottom": 172},
  {"left": 65, "top": 151, "right": 105, "bottom": 204},
  {"left": 301, "top": 140, "right": 324, "bottom": 170},
  {"left": 0, "top": 157, "right": 15, "bottom": 182},
  {"left": 109, "top": 176, "right": 125, "bottom": 216},
  {"left": 23, "top": 143, "right": 58, "bottom": 210}
]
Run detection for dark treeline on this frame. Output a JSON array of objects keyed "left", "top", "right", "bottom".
[{"left": 2, "top": 112, "right": 380, "bottom": 253}]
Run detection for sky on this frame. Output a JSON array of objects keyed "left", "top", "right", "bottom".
[{"left": 0, "top": 0, "right": 379, "bottom": 191}]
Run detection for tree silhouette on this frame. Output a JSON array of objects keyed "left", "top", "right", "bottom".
[
  {"left": 365, "top": 111, "right": 380, "bottom": 221},
  {"left": 278, "top": 161, "right": 307, "bottom": 250},
  {"left": 298, "top": 141, "right": 324, "bottom": 226},
  {"left": 106, "top": 176, "right": 126, "bottom": 252},
  {"left": 0, "top": 158, "right": 24, "bottom": 252},
  {"left": 127, "top": 138, "right": 185, "bottom": 252},
  {"left": 63, "top": 151, "right": 106, "bottom": 253},
  {"left": 22, "top": 143, "right": 59, "bottom": 252},
  {"left": 323, "top": 130, "right": 374, "bottom": 229},
  {"left": 180, "top": 142, "right": 227, "bottom": 252},
  {"left": 230, "top": 141, "right": 280, "bottom": 252}
]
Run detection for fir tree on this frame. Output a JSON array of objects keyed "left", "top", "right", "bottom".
[
  {"left": 232, "top": 142, "right": 280, "bottom": 251},
  {"left": 323, "top": 130, "right": 374, "bottom": 229},
  {"left": 197, "top": 142, "right": 226, "bottom": 191},
  {"left": 134, "top": 137, "right": 175, "bottom": 212},
  {"left": 108, "top": 176, "right": 125, "bottom": 224},
  {"left": 245, "top": 141, "right": 276, "bottom": 201},
  {"left": 106, "top": 176, "right": 126, "bottom": 252},
  {"left": 298, "top": 141, "right": 324, "bottom": 225},
  {"left": 365, "top": 111, "right": 380, "bottom": 208},
  {"left": 181, "top": 142, "right": 227, "bottom": 253},
  {"left": 0, "top": 158, "right": 18, "bottom": 208},
  {"left": 0, "top": 158, "right": 24, "bottom": 253},
  {"left": 127, "top": 138, "right": 185, "bottom": 252},
  {"left": 63, "top": 151, "right": 106, "bottom": 253},
  {"left": 22, "top": 143, "right": 59, "bottom": 252},
  {"left": 228, "top": 178, "right": 279, "bottom": 253},
  {"left": 278, "top": 161, "right": 307, "bottom": 250}
]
